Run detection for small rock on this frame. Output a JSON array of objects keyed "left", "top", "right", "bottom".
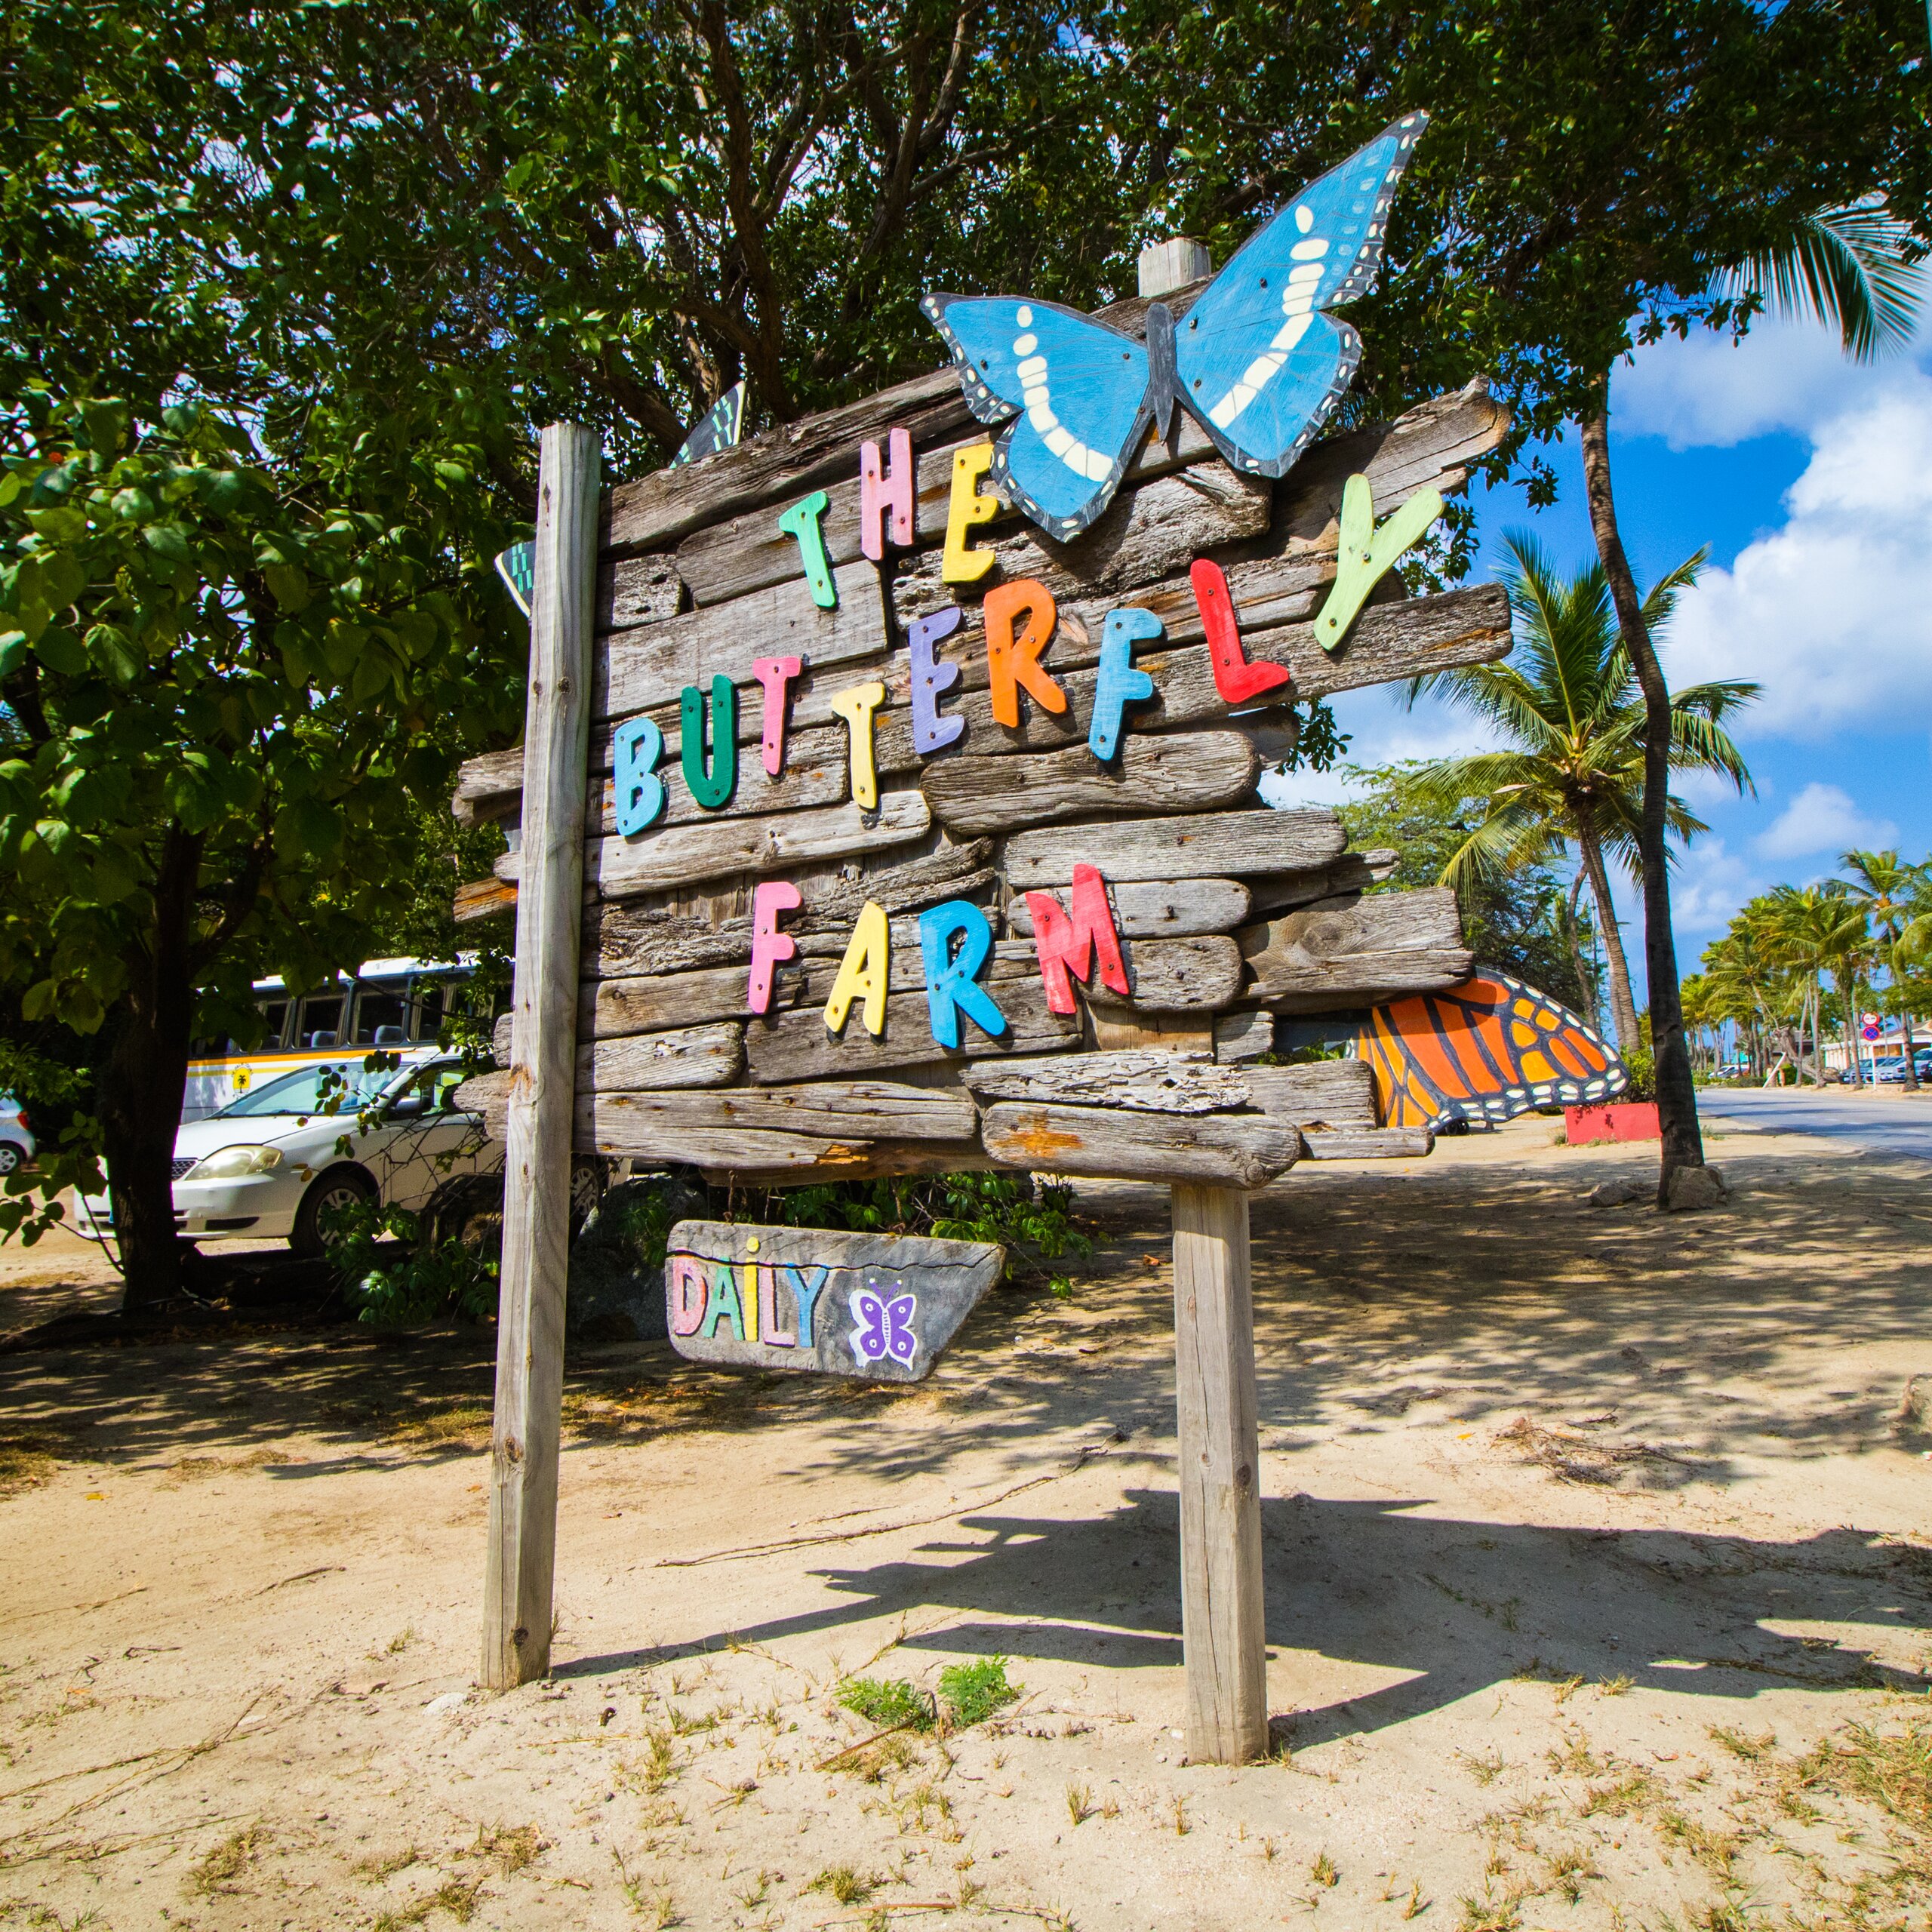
[
  {"left": 424, "top": 1690, "right": 467, "bottom": 1717},
  {"left": 1589, "top": 1177, "right": 1651, "bottom": 1208},
  {"left": 1666, "top": 1164, "right": 1730, "bottom": 1212},
  {"left": 1897, "top": 1374, "right": 1932, "bottom": 1437}
]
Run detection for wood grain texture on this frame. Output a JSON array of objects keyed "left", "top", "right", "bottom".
[
  {"left": 484, "top": 421, "right": 599, "bottom": 1695},
  {"left": 604, "top": 364, "right": 969, "bottom": 555},
  {"left": 1238, "top": 888, "right": 1472, "bottom": 1005},
  {"left": 1007, "top": 877, "right": 1251, "bottom": 940},
  {"left": 1300, "top": 1126, "right": 1433, "bottom": 1159},
  {"left": 1001, "top": 809, "right": 1346, "bottom": 888},
  {"left": 922, "top": 731, "right": 1260, "bottom": 835},
  {"left": 1171, "top": 1180, "right": 1268, "bottom": 1764},
  {"left": 1084, "top": 934, "right": 1244, "bottom": 1014},
  {"left": 1247, "top": 851, "right": 1398, "bottom": 918},
  {"left": 491, "top": 1011, "right": 747, "bottom": 1091},
  {"left": 584, "top": 1081, "right": 977, "bottom": 1150},
  {"left": 454, "top": 875, "right": 519, "bottom": 924},
  {"left": 980, "top": 1102, "right": 1300, "bottom": 1189},
  {"left": 510, "top": 792, "right": 934, "bottom": 901},
  {"left": 702, "top": 1143, "right": 996, "bottom": 1189},
  {"left": 746, "top": 982, "right": 1079, "bottom": 1084},
  {"left": 598, "top": 552, "right": 684, "bottom": 632},
  {"left": 596, "top": 560, "right": 884, "bottom": 722},
  {"left": 961, "top": 1050, "right": 1250, "bottom": 1114},
  {"left": 1238, "top": 1060, "right": 1378, "bottom": 1128},
  {"left": 1212, "top": 1008, "right": 1275, "bottom": 1063}
]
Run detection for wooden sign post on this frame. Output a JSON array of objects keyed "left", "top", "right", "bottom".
[
  {"left": 482, "top": 423, "right": 601, "bottom": 1693},
  {"left": 467, "top": 122, "right": 1517, "bottom": 1750}
]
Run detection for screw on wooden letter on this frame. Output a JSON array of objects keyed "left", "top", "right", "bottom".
[{"left": 665, "top": 1221, "right": 1003, "bottom": 1381}]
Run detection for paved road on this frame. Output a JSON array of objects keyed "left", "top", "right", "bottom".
[{"left": 1696, "top": 1084, "right": 1932, "bottom": 1158}]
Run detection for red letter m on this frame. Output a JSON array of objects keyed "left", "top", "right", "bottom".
[{"left": 1025, "top": 865, "right": 1128, "bottom": 1015}]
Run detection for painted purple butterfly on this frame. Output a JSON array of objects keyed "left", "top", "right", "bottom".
[{"left": 848, "top": 1285, "right": 918, "bottom": 1365}]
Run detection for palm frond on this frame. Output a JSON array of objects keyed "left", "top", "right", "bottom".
[{"left": 1718, "top": 202, "right": 1928, "bottom": 362}]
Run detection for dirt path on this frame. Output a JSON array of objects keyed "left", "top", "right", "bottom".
[{"left": 0, "top": 1120, "right": 1927, "bottom": 1931}]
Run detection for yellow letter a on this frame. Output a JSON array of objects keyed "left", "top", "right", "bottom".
[{"left": 823, "top": 901, "right": 890, "bottom": 1037}]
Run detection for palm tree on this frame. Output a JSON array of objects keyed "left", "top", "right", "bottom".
[
  {"left": 1840, "top": 849, "right": 1930, "bottom": 1091},
  {"left": 1678, "top": 973, "right": 1719, "bottom": 1075},
  {"left": 1403, "top": 534, "right": 1758, "bottom": 1055},
  {"left": 1762, "top": 885, "right": 1869, "bottom": 1087},
  {"left": 1577, "top": 201, "right": 1926, "bottom": 1183}
]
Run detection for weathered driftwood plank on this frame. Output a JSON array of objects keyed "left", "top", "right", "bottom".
[
  {"left": 703, "top": 1143, "right": 998, "bottom": 1189},
  {"left": 596, "top": 560, "right": 884, "bottom": 722},
  {"left": 1238, "top": 888, "right": 1472, "bottom": 1005},
  {"left": 961, "top": 1050, "right": 1250, "bottom": 1114},
  {"left": 1008, "top": 877, "right": 1251, "bottom": 940},
  {"left": 1084, "top": 934, "right": 1244, "bottom": 1014},
  {"left": 585, "top": 1081, "right": 977, "bottom": 1149},
  {"left": 598, "top": 553, "right": 684, "bottom": 633},
  {"left": 1300, "top": 1126, "right": 1433, "bottom": 1159},
  {"left": 585, "top": 744, "right": 848, "bottom": 838},
  {"left": 552, "top": 793, "right": 934, "bottom": 900},
  {"left": 663, "top": 1220, "right": 1004, "bottom": 1381},
  {"left": 454, "top": 875, "right": 519, "bottom": 924},
  {"left": 491, "top": 1011, "right": 746, "bottom": 1090},
  {"left": 1002, "top": 810, "right": 1345, "bottom": 888},
  {"left": 580, "top": 842, "right": 995, "bottom": 978},
  {"left": 746, "top": 982, "right": 1079, "bottom": 1084},
  {"left": 1247, "top": 851, "right": 1398, "bottom": 918},
  {"left": 604, "top": 364, "right": 969, "bottom": 555},
  {"left": 923, "top": 731, "right": 1260, "bottom": 835},
  {"left": 980, "top": 1102, "right": 1301, "bottom": 1189},
  {"left": 1212, "top": 1008, "right": 1275, "bottom": 1063},
  {"left": 1240, "top": 1060, "right": 1378, "bottom": 1128},
  {"left": 587, "top": 1081, "right": 981, "bottom": 1136}
]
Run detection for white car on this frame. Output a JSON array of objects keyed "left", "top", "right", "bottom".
[
  {"left": 73, "top": 1053, "right": 500, "bottom": 1257},
  {"left": 0, "top": 1096, "right": 33, "bottom": 1175}
]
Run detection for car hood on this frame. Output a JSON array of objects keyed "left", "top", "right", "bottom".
[{"left": 174, "top": 1111, "right": 383, "bottom": 1165}]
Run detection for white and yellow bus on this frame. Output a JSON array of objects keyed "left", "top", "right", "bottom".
[{"left": 183, "top": 957, "right": 493, "bottom": 1121}]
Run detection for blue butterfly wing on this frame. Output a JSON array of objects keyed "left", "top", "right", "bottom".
[
  {"left": 921, "top": 294, "right": 1152, "bottom": 539},
  {"left": 1174, "top": 113, "right": 1427, "bottom": 478}
]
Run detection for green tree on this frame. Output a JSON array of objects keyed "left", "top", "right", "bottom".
[
  {"left": 1334, "top": 760, "right": 1602, "bottom": 1021},
  {"left": 0, "top": 389, "right": 519, "bottom": 1306},
  {"left": 1400, "top": 534, "right": 1756, "bottom": 1055},
  {"left": 1839, "top": 848, "right": 1930, "bottom": 1090}
]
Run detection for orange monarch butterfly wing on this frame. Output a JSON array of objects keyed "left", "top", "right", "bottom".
[{"left": 1358, "top": 971, "right": 1627, "bottom": 1129}]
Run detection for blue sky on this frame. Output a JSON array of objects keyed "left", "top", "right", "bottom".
[{"left": 1276, "top": 312, "right": 1932, "bottom": 1001}]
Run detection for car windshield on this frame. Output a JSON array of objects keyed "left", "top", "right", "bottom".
[{"left": 214, "top": 1063, "right": 398, "bottom": 1118}]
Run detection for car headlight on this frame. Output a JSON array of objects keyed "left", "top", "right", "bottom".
[{"left": 185, "top": 1145, "right": 285, "bottom": 1180}]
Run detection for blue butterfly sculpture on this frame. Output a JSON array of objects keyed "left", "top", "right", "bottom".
[{"left": 921, "top": 115, "right": 1426, "bottom": 540}]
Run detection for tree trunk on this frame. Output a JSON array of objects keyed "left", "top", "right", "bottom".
[
  {"left": 1896, "top": 945, "right": 1920, "bottom": 1091},
  {"left": 97, "top": 826, "right": 203, "bottom": 1313},
  {"left": 1564, "top": 868, "right": 1600, "bottom": 1032},
  {"left": 1579, "top": 398, "right": 1704, "bottom": 1195},
  {"left": 1574, "top": 820, "right": 1640, "bottom": 1052}
]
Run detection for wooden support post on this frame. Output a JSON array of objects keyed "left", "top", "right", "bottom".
[
  {"left": 1171, "top": 1182, "right": 1268, "bottom": 1762},
  {"left": 483, "top": 423, "right": 601, "bottom": 1691},
  {"left": 1129, "top": 234, "right": 1269, "bottom": 1764}
]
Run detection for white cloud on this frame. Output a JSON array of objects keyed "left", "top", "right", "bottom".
[
  {"left": 1660, "top": 376, "right": 1932, "bottom": 739},
  {"left": 1752, "top": 782, "right": 1897, "bottom": 862},
  {"left": 1614, "top": 316, "right": 1903, "bottom": 449}
]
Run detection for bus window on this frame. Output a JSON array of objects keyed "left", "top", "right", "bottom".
[
  {"left": 413, "top": 983, "right": 448, "bottom": 1043},
  {"left": 256, "top": 998, "right": 291, "bottom": 1050},
  {"left": 297, "top": 993, "right": 343, "bottom": 1048},
  {"left": 352, "top": 989, "right": 409, "bottom": 1047}
]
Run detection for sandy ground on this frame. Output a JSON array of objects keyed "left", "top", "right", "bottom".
[{"left": 0, "top": 1118, "right": 1927, "bottom": 1932}]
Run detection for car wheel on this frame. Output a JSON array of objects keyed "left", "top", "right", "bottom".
[
  {"left": 290, "top": 1164, "right": 377, "bottom": 1260},
  {"left": 0, "top": 1143, "right": 18, "bottom": 1176}
]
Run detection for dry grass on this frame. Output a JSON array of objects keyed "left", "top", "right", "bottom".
[
  {"left": 0, "top": 1435, "right": 57, "bottom": 1499},
  {"left": 187, "top": 1823, "right": 263, "bottom": 1896}
]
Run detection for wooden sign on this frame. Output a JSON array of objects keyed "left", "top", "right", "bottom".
[
  {"left": 469, "top": 123, "right": 1518, "bottom": 1764},
  {"left": 663, "top": 1220, "right": 1003, "bottom": 1382}
]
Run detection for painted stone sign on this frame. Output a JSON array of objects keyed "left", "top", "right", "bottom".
[{"left": 663, "top": 1220, "right": 1004, "bottom": 1382}]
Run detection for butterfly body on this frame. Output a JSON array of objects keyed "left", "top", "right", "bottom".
[{"left": 922, "top": 115, "right": 1426, "bottom": 539}]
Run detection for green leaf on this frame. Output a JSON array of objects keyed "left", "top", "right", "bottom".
[
  {"left": 84, "top": 624, "right": 144, "bottom": 684},
  {"left": 32, "top": 625, "right": 88, "bottom": 675},
  {"left": 0, "top": 632, "right": 26, "bottom": 677},
  {"left": 262, "top": 562, "right": 311, "bottom": 614}
]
